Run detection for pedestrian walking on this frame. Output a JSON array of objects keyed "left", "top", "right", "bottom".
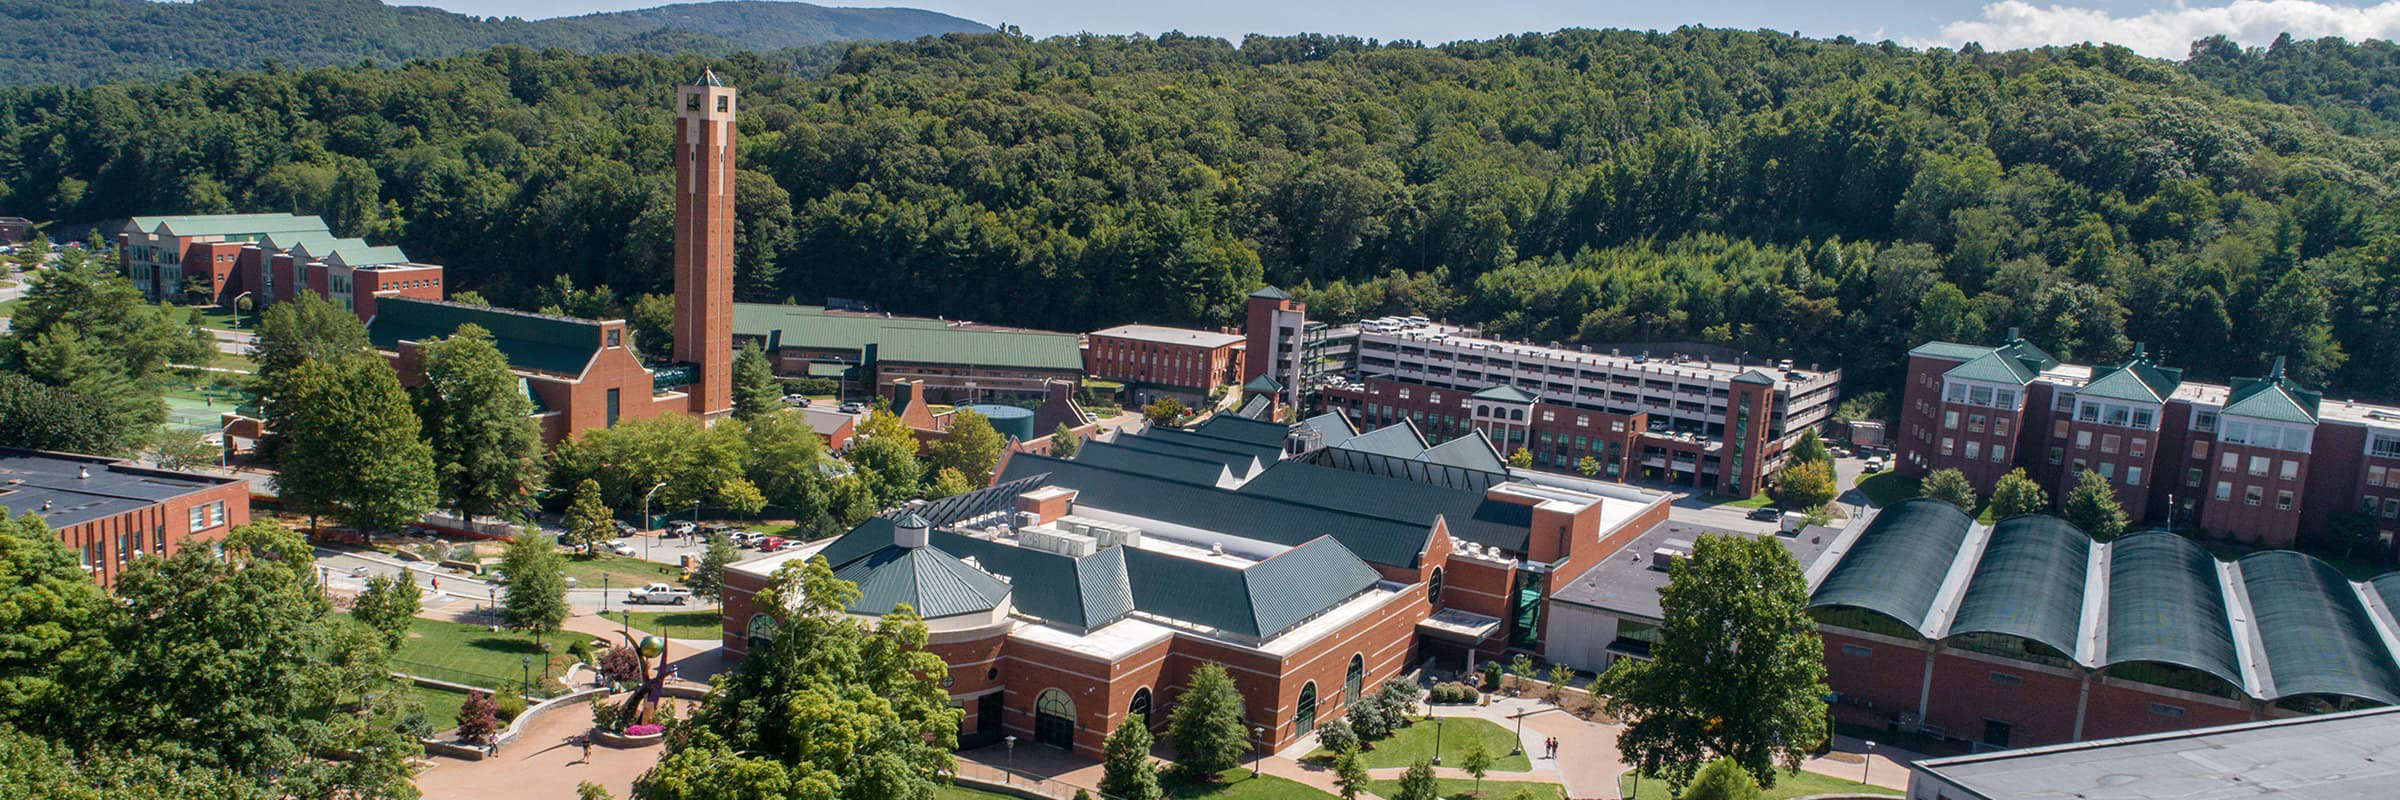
[
  {"left": 430, "top": 576, "right": 440, "bottom": 593},
  {"left": 581, "top": 735, "right": 592, "bottom": 763}
]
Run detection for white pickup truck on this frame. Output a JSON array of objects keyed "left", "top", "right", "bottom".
[{"left": 625, "top": 583, "right": 693, "bottom": 605}]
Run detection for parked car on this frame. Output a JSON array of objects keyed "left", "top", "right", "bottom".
[
  {"left": 1747, "top": 506, "right": 1784, "bottom": 522},
  {"left": 781, "top": 394, "right": 812, "bottom": 407},
  {"left": 838, "top": 401, "right": 865, "bottom": 413},
  {"left": 613, "top": 520, "right": 638, "bottom": 536},
  {"left": 666, "top": 521, "right": 698, "bottom": 536},
  {"left": 607, "top": 540, "right": 638, "bottom": 556},
  {"left": 756, "top": 537, "right": 789, "bottom": 552},
  {"left": 1863, "top": 458, "right": 1886, "bottom": 473},
  {"left": 626, "top": 583, "right": 693, "bottom": 605}
]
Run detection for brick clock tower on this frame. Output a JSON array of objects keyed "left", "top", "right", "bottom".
[{"left": 674, "top": 70, "right": 736, "bottom": 418}]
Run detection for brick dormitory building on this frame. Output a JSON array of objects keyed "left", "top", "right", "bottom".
[
  {"left": 119, "top": 212, "right": 444, "bottom": 323},
  {"left": 0, "top": 449, "right": 251, "bottom": 587},
  {"left": 721, "top": 413, "right": 1674, "bottom": 757},
  {"left": 1900, "top": 331, "right": 2400, "bottom": 559}
]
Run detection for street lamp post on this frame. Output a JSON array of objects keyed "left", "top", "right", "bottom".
[
  {"left": 1512, "top": 710, "right": 1524, "bottom": 756},
  {"left": 1861, "top": 741, "right": 1876, "bottom": 785},
  {"left": 1252, "top": 725, "right": 1265, "bottom": 778},
  {"left": 1432, "top": 717, "right": 1444, "bottom": 765},
  {"left": 639, "top": 481, "right": 669, "bottom": 561},
  {"left": 521, "top": 656, "right": 532, "bottom": 696},
  {"left": 1003, "top": 735, "right": 1016, "bottom": 784}
]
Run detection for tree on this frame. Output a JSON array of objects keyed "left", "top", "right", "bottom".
[
  {"left": 549, "top": 413, "right": 748, "bottom": 518},
  {"left": 925, "top": 408, "right": 1004, "bottom": 483},
  {"left": 1599, "top": 534, "right": 1827, "bottom": 790},
  {"left": 1921, "top": 468, "right": 1976, "bottom": 512},
  {"left": 1682, "top": 757, "right": 1763, "bottom": 800},
  {"left": 456, "top": 692, "right": 500, "bottom": 745},
  {"left": 1050, "top": 423, "right": 1081, "bottom": 458},
  {"left": 578, "top": 782, "right": 616, "bottom": 800},
  {"left": 845, "top": 412, "right": 924, "bottom": 509},
  {"left": 1788, "top": 428, "right": 1831, "bottom": 467},
  {"left": 147, "top": 429, "right": 217, "bottom": 471},
  {"left": 2062, "top": 469, "right": 2129, "bottom": 540},
  {"left": 663, "top": 556, "right": 956, "bottom": 800},
  {"left": 0, "top": 511, "right": 109, "bottom": 733},
  {"left": 274, "top": 352, "right": 438, "bottom": 533},
  {"left": 1460, "top": 740, "right": 1495, "bottom": 796},
  {"left": 1372, "top": 678, "right": 1421, "bottom": 734},
  {"left": 351, "top": 573, "right": 422, "bottom": 650},
  {"left": 2324, "top": 508, "right": 2382, "bottom": 559},
  {"left": 730, "top": 343, "right": 780, "bottom": 421},
  {"left": 250, "top": 293, "right": 371, "bottom": 462},
  {"left": 1166, "top": 663, "right": 1248, "bottom": 776},
  {"left": 1577, "top": 455, "right": 1601, "bottom": 477},
  {"left": 1100, "top": 714, "right": 1163, "bottom": 800},
  {"left": 1142, "top": 396, "right": 1187, "bottom": 426},
  {"left": 1770, "top": 459, "right": 1836, "bottom": 513},
  {"left": 1393, "top": 760, "right": 1439, "bottom": 800},
  {"left": 742, "top": 411, "right": 834, "bottom": 528},
  {"left": 1987, "top": 468, "right": 2050, "bottom": 518},
  {"left": 924, "top": 466, "right": 975, "bottom": 499},
  {"left": 1332, "top": 745, "right": 1370, "bottom": 800},
  {"left": 1316, "top": 717, "right": 1358, "bottom": 754},
  {"left": 564, "top": 479, "right": 616, "bottom": 556},
  {"left": 689, "top": 534, "right": 738, "bottom": 604},
  {"left": 500, "top": 529, "right": 570, "bottom": 647},
  {"left": 1346, "top": 693, "right": 1393, "bottom": 741},
  {"left": 0, "top": 372, "right": 120, "bottom": 454},
  {"left": 1507, "top": 447, "right": 1534, "bottom": 469},
  {"left": 415, "top": 323, "right": 545, "bottom": 523},
  {"left": 628, "top": 293, "right": 675, "bottom": 359}
]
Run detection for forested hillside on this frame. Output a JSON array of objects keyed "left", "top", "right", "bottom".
[
  {"left": 0, "top": 0, "right": 985, "bottom": 85},
  {"left": 3, "top": 29, "right": 2399, "bottom": 397}
]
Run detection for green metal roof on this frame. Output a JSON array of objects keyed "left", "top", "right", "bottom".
[
  {"left": 2238, "top": 551, "right": 2400, "bottom": 704},
  {"left": 1248, "top": 286, "right": 1292, "bottom": 300},
  {"left": 1121, "top": 536, "right": 1379, "bottom": 640},
  {"left": 731, "top": 303, "right": 1079, "bottom": 371},
  {"left": 1944, "top": 351, "right": 2038, "bottom": 386},
  {"left": 833, "top": 544, "right": 1012, "bottom": 619},
  {"left": 1190, "top": 414, "right": 1291, "bottom": 450},
  {"left": 1810, "top": 499, "right": 1974, "bottom": 633},
  {"left": 1909, "top": 341, "right": 1997, "bottom": 362},
  {"left": 1110, "top": 432, "right": 1266, "bottom": 473},
  {"left": 369, "top": 298, "right": 601, "bottom": 376},
  {"left": 995, "top": 453, "right": 1436, "bottom": 568},
  {"left": 1949, "top": 515, "right": 2091, "bottom": 659},
  {"left": 1243, "top": 374, "right": 1283, "bottom": 394},
  {"left": 1420, "top": 434, "right": 1507, "bottom": 472},
  {"left": 1073, "top": 441, "right": 1231, "bottom": 486},
  {"left": 805, "top": 362, "right": 853, "bottom": 378},
  {"left": 1335, "top": 421, "right": 1430, "bottom": 459},
  {"left": 2077, "top": 353, "right": 2182, "bottom": 405},
  {"left": 1141, "top": 426, "right": 1284, "bottom": 461},
  {"left": 1297, "top": 412, "right": 1358, "bottom": 445},
  {"left": 133, "top": 213, "right": 328, "bottom": 239},
  {"left": 814, "top": 517, "right": 1134, "bottom": 630},
  {"left": 1472, "top": 385, "right": 1539, "bottom": 403},
  {"left": 1237, "top": 460, "right": 1533, "bottom": 553},
  {"left": 2102, "top": 532, "right": 2243, "bottom": 689},
  {"left": 2224, "top": 359, "right": 2321, "bottom": 425},
  {"left": 1731, "top": 368, "right": 1776, "bottom": 385}
]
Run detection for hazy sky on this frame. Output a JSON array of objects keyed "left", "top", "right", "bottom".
[{"left": 411, "top": 0, "right": 2400, "bottom": 59}]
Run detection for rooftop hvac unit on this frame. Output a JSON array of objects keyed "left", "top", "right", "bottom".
[
  {"left": 1084, "top": 520, "right": 1142, "bottom": 549},
  {"left": 1015, "top": 511, "right": 1040, "bottom": 530},
  {"left": 1019, "top": 526, "right": 1097, "bottom": 557},
  {"left": 1649, "top": 547, "right": 1688, "bottom": 572}
]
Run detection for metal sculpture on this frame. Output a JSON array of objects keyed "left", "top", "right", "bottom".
[{"left": 613, "top": 631, "right": 672, "bottom": 725}]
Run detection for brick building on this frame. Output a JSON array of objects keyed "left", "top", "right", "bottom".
[
  {"left": 118, "top": 213, "right": 442, "bottom": 320},
  {"left": 0, "top": 448, "right": 251, "bottom": 587},
  {"left": 721, "top": 413, "right": 1672, "bottom": 757},
  {"left": 1806, "top": 499, "right": 2400, "bottom": 751},
  {"left": 1899, "top": 332, "right": 2400, "bottom": 557},
  {"left": 732, "top": 304, "right": 1083, "bottom": 405},
  {"left": 1083, "top": 324, "right": 1246, "bottom": 406},
  {"left": 1243, "top": 288, "right": 1308, "bottom": 412},
  {"left": 366, "top": 71, "right": 738, "bottom": 444},
  {"left": 0, "top": 216, "right": 32, "bottom": 244}
]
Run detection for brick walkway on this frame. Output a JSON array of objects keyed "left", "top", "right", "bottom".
[{"left": 414, "top": 699, "right": 668, "bottom": 800}]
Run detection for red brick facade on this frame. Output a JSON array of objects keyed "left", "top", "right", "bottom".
[
  {"left": 1084, "top": 327, "right": 1246, "bottom": 400},
  {"left": 1, "top": 450, "right": 252, "bottom": 589}
]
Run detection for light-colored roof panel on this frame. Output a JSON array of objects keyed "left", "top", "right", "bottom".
[{"left": 1091, "top": 324, "right": 1245, "bottom": 349}]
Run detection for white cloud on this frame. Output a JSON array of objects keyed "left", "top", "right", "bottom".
[{"left": 1917, "top": 0, "right": 2400, "bottom": 59}]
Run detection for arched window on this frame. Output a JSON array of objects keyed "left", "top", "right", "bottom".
[
  {"left": 1034, "top": 688, "right": 1077, "bottom": 748},
  {"left": 1129, "top": 687, "right": 1152, "bottom": 722},
  {"left": 1296, "top": 682, "right": 1318, "bottom": 734},
  {"left": 1345, "top": 654, "right": 1364, "bottom": 705},
  {"left": 745, "top": 613, "right": 777, "bottom": 652},
  {"left": 1428, "top": 567, "right": 1444, "bottom": 605}
]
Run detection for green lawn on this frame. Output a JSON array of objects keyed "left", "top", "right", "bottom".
[
  {"left": 1618, "top": 768, "right": 1902, "bottom": 799},
  {"left": 1163, "top": 767, "right": 1334, "bottom": 799},
  {"left": 1853, "top": 471, "right": 1921, "bottom": 508},
  {"left": 1699, "top": 492, "right": 1775, "bottom": 509},
  {"left": 382, "top": 615, "right": 568, "bottom": 692},
  {"left": 1314, "top": 717, "right": 1532, "bottom": 773},
  {"left": 1365, "top": 777, "right": 1564, "bottom": 800},
  {"left": 176, "top": 303, "right": 251, "bottom": 331},
  {"left": 0, "top": 295, "right": 26, "bottom": 316},
  {"left": 600, "top": 609, "right": 722, "bottom": 640},
  {"left": 390, "top": 678, "right": 473, "bottom": 720},
  {"left": 935, "top": 785, "right": 1018, "bottom": 800},
  {"left": 558, "top": 553, "right": 685, "bottom": 590}
]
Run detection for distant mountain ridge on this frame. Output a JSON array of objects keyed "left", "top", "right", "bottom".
[{"left": 0, "top": 0, "right": 988, "bottom": 85}]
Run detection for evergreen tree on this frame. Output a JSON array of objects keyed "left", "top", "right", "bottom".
[
  {"left": 1920, "top": 468, "right": 1977, "bottom": 512},
  {"left": 274, "top": 352, "right": 438, "bottom": 532},
  {"left": 1099, "top": 714, "right": 1163, "bottom": 800},
  {"left": 0, "top": 510, "right": 110, "bottom": 733},
  {"left": 415, "top": 323, "right": 544, "bottom": 523},
  {"left": 1166, "top": 663, "right": 1248, "bottom": 776},
  {"left": 1332, "top": 745, "right": 1370, "bottom": 800},
  {"left": 925, "top": 408, "right": 1005, "bottom": 482},
  {"left": 0, "top": 372, "right": 121, "bottom": 454},
  {"left": 1987, "top": 468, "right": 2050, "bottom": 518},
  {"left": 1683, "top": 757, "right": 1763, "bottom": 800},
  {"left": 500, "top": 529, "right": 570, "bottom": 648},
  {"left": 1050, "top": 423, "right": 1081, "bottom": 458},
  {"left": 690, "top": 533, "right": 738, "bottom": 604},
  {"left": 1393, "top": 760, "right": 1439, "bottom": 800},
  {"left": 351, "top": 573, "right": 422, "bottom": 650},
  {"left": 730, "top": 343, "right": 780, "bottom": 421},
  {"left": 1788, "top": 428, "right": 1831, "bottom": 466},
  {"left": 563, "top": 478, "right": 616, "bottom": 556},
  {"left": 1600, "top": 534, "right": 1827, "bottom": 790},
  {"left": 2062, "top": 469, "right": 2129, "bottom": 540}
]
